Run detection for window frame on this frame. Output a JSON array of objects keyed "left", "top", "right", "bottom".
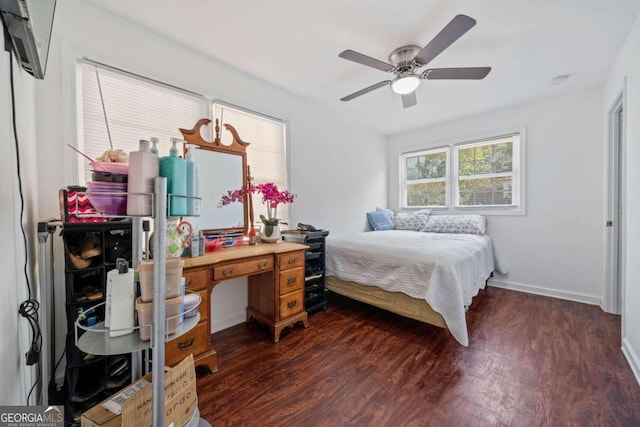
[
  {"left": 400, "top": 146, "right": 450, "bottom": 209},
  {"left": 453, "top": 134, "right": 521, "bottom": 210},
  {"left": 399, "top": 127, "right": 526, "bottom": 216}
]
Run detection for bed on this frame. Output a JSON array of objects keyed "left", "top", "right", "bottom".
[{"left": 326, "top": 228, "right": 505, "bottom": 346}]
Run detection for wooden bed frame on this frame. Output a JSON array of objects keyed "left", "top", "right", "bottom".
[{"left": 326, "top": 276, "right": 447, "bottom": 328}]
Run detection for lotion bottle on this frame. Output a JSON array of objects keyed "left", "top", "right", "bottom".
[
  {"left": 106, "top": 258, "right": 135, "bottom": 337},
  {"left": 127, "top": 139, "right": 158, "bottom": 216},
  {"left": 159, "top": 138, "right": 187, "bottom": 216},
  {"left": 149, "top": 137, "right": 159, "bottom": 156},
  {"left": 185, "top": 145, "right": 200, "bottom": 216}
]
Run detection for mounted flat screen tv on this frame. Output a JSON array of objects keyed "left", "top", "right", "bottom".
[{"left": 0, "top": 0, "right": 56, "bottom": 79}]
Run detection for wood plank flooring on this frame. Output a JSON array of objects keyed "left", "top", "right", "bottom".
[{"left": 195, "top": 287, "right": 640, "bottom": 426}]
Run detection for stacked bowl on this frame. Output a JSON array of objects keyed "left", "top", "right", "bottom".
[{"left": 86, "top": 162, "right": 129, "bottom": 216}]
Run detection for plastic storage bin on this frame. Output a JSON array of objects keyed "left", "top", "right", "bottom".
[
  {"left": 135, "top": 295, "right": 183, "bottom": 341},
  {"left": 137, "top": 258, "right": 184, "bottom": 302},
  {"left": 183, "top": 293, "right": 200, "bottom": 319}
]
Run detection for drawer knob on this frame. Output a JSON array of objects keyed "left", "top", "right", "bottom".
[
  {"left": 177, "top": 338, "right": 195, "bottom": 351},
  {"left": 288, "top": 258, "right": 297, "bottom": 265},
  {"left": 258, "top": 261, "right": 268, "bottom": 270},
  {"left": 287, "top": 277, "right": 296, "bottom": 285},
  {"left": 222, "top": 269, "right": 234, "bottom": 277},
  {"left": 186, "top": 279, "right": 193, "bottom": 288},
  {"left": 287, "top": 300, "right": 297, "bottom": 309}
]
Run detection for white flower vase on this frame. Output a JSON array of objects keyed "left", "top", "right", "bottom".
[{"left": 261, "top": 224, "right": 281, "bottom": 243}]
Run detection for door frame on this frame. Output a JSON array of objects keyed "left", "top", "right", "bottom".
[{"left": 604, "top": 87, "right": 626, "bottom": 317}]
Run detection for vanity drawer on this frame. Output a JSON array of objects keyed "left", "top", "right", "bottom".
[
  {"left": 278, "top": 267, "right": 304, "bottom": 294},
  {"left": 279, "top": 251, "right": 304, "bottom": 271},
  {"left": 279, "top": 291, "right": 304, "bottom": 319},
  {"left": 184, "top": 269, "right": 208, "bottom": 291},
  {"left": 213, "top": 256, "right": 273, "bottom": 281},
  {"left": 165, "top": 321, "right": 209, "bottom": 366}
]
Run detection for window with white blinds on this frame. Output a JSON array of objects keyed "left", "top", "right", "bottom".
[
  {"left": 79, "top": 61, "right": 208, "bottom": 183},
  {"left": 78, "top": 61, "right": 290, "bottom": 225},
  {"left": 454, "top": 135, "right": 520, "bottom": 208},
  {"left": 213, "top": 103, "right": 289, "bottom": 227}
]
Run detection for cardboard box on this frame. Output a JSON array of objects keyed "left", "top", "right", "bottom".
[{"left": 81, "top": 355, "right": 197, "bottom": 427}]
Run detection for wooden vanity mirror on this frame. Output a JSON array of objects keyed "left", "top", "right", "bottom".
[{"left": 180, "top": 118, "right": 250, "bottom": 235}]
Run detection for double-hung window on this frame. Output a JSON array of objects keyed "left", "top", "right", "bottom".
[
  {"left": 401, "top": 148, "right": 449, "bottom": 208},
  {"left": 400, "top": 131, "right": 523, "bottom": 213},
  {"left": 454, "top": 134, "right": 520, "bottom": 208}
]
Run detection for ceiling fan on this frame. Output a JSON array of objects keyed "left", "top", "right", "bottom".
[{"left": 339, "top": 14, "right": 491, "bottom": 108}]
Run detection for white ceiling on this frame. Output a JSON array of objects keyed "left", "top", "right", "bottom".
[{"left": 88, "top": 0, "right": 640, "bottom": 136}]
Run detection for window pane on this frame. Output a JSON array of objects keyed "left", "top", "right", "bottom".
[
  {"left": 459, "top": 176, "right": 512, "bottom": 206},
  {"left": 407, "top": 182, "right": 446, "bottom": 207},
  {"left": 406, "top": 151, "right": 446, "bottom": 180},
  {"left": 213, "top": 104, "right": 289, "bottom": 227},
  {"left": 459, "top": 141, "right": 513, "bottom": 177}
]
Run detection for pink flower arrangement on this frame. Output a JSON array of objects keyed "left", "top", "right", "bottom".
[{"left": 219, "top": 182, "right": 296, "bottom": 226}]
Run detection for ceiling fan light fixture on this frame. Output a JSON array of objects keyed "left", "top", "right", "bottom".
[{"left": 391, "top": 74, "right": 421, "bottom": 95}]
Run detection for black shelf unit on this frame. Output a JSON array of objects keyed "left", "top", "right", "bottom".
[
  {"left": 60, "top": 221, "right": 134, "bottom": 425},
  {"left": 283, "top": 229, "right": 329, "bottom": 314}
]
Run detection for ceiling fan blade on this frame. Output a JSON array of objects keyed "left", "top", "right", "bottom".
[
  {"left": 423, "top": 67, "right": 491, "bottom": 79},
  {"left": 340, "top": 81, "right": 391, "bottom": 101},
  {"left": 414, "top": 14, "right": 477, "bottom": 66},
  {"left": 402, "top": 92, "right": 417, "bottom": 108},
  {"left": 339, "top": 50, "right": 395, "bottom": 72}
]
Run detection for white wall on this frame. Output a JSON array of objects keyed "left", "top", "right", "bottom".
[
  {"left": 0, "top": 30, "right": 40, "bottom": 404},
  {"left": 389, "top": 89, "right": 605, "bottom": 304},
  {"left": 604, "top": 13, "right": 640, "bottom": 383},
  {"left": 36, "top": 0, "right": 387, "bottom": 365}
]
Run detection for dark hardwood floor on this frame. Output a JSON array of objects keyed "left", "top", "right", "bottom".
[{"left": 196, "top": 287, "right": 640, "bottom": 426}]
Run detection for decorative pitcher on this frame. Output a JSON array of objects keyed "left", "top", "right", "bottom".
[
  {"left": 150, "top": 219, "right": 193, "bottom": 258},
  {"left": 166, "top": 219, "right": 193, "bottom": 258}
]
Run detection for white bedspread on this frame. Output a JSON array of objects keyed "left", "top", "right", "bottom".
[{"left": 325, "top": 230, "right": 497, "bottom": 346}]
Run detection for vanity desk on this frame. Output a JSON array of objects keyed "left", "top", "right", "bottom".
[
  {"left": 170, "top": 119, "right": 308, "bottom": 373},
  {"left": 168, "top": 241, "right": 309, "bottom": 372}
]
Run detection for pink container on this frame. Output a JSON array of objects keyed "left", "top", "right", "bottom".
[
  {"left": 135, "top": 295, "right": 183, "bottom": 341},
  {"left": 137, "top": 258, "right": 184, "bottom": 302}
]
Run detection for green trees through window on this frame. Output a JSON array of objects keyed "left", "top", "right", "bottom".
[{"left": 401, "top": 134, "right": 520, "bottom": 210}]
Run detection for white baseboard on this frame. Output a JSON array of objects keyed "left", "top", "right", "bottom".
[
  {"left": 488, "top": 279, "right": 602, "bottom": 306},
  {"left": 622, "top": 338, "right": 640, "bottom": 387},
  {"left": 211, "top": 313, "right": 245, "bottom": 334}
]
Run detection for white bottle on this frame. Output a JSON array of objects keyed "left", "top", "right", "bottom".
[
  {"left": 127, "top": 140, "right": 159, "bottom": 216},
  {"left": 190, "top": 235, "right": 199, "bottom": 258},
  {"left": 106, "top": 259, "right": 135, "bottom": 337},
  {"left": 185, "top": 145, "right": 200, "bottom": 216}
]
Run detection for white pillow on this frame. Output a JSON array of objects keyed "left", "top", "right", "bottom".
[
  {"left": 421, "top": 215, "right": 486, "bottom": 235},
  {"left": 392, "top": 211, "right": 430, "bottom": 231}
]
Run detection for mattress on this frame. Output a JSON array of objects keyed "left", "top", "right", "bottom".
[{"left": 326, "top": 230, "right": 497, "bottom": 346}]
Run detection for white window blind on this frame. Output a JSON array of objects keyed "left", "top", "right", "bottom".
[
  {"left": 213, "top": 103, "right": 289, "bottom": 227},
  {"left": 79, "top": 61, "right": 208, "bottom": 183},
  {"left": 401, "top": 148, "right": 449, "bottom": 208},
  {"left": 454, "top": 135, "right": 520, "bottom": 207}
]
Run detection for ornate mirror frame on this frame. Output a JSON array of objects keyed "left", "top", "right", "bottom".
[{"left": 179, "top": 118, "right": 250, "bottom": 235}]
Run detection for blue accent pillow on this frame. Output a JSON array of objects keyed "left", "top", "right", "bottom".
[{"left": 367, "top": 210, "right": 395, "bottom": 231}]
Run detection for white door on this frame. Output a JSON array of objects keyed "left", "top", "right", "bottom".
[{"left": 605, "top": 94, "right": 625, "bottom": 315}]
